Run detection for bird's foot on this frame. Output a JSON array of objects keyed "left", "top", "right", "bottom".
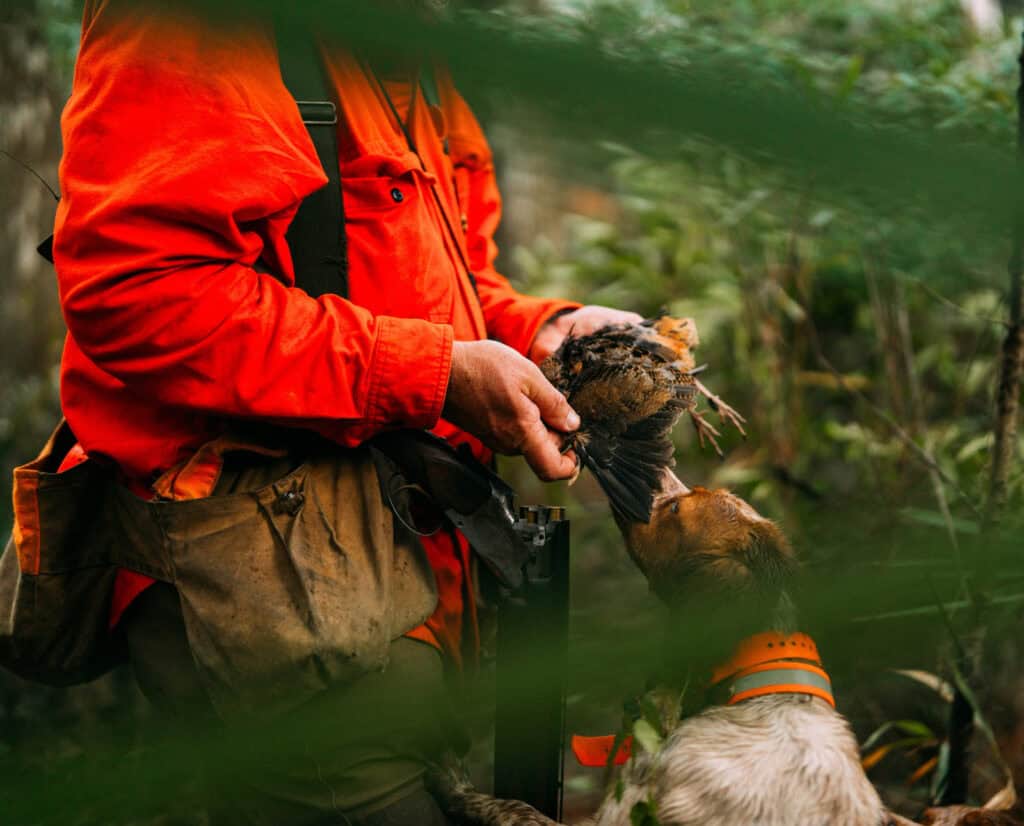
[
  {"left": 694, "top": 378, "right": 747, "bottom": 437},
  {"left": 562, "top": 438, "right": 582, "bottom": 485},
  {"left": 567, "top": 457, "right": 582, "bottom": 486},
  {"left": 689, "top": 409, "right": 724, "bottom": 457}
]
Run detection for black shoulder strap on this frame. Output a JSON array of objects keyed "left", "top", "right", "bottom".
[
  {"left": 276, "top": 30, "right": 348, "bottom": 299},
  {"left": 36, "top": 32, "right": 350, "bottom": 294}
]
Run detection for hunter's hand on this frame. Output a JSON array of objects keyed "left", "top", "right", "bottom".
[
  {"left": 529, "top": 305, "right": 644, "bottom": 363},
  {"left": 443, "top": 340, "right": 580, "bottom": 481}
]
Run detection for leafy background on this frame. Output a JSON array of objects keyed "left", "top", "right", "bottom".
[{"left": 1, "top": 0, "right": 1024, "bottom": 822}]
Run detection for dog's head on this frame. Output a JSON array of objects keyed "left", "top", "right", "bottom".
[{"left": 618, "top": 479, "right": 796, "bottom": 608}]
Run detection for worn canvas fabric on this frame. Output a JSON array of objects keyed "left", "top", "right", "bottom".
[
  {"left": 1, "top": 421, "right": 125, "bottom": 685},
  {"left": 1, "top": 420, "right": 438, "bottom": 719}
]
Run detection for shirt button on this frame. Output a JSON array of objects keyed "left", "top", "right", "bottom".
[{"left": 390, "top": 187, "right": 404, "bottom": 203}]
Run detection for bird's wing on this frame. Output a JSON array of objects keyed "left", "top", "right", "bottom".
[{"left": 575, "top": 384, "right": 694, "bottom": 523}]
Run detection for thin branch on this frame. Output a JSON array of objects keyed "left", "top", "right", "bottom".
[
  {"left": 863, "top": 256, "right": 908, "bottom": 427},
  {"left": 893, "top": 280, "right": 965, "bottom": 570},
  {"left": 852, "top": 590, "right": 1024, "bottom": 623},
  {"left": 911, "top": 276, "right": 1008, "bottom": 329},
  {"left": 0, "top": 149, "right": 59, "bottom": 202}
]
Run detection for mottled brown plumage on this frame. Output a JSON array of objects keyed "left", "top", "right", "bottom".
[{"left": 540, "top": 316, "right": 744, "bottom": 523}]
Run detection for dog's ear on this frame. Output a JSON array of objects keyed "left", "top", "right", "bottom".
[{"left": 737, "top": 519, "right": 797, "bottom": 594}]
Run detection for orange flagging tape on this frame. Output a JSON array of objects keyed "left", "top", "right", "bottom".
[{"left": 571, "top": 734, "right": 633, "bottom": 767}]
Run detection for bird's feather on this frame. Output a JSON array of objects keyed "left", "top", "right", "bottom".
[{"left": 542, "top": 316, "right": 703, "bottom": 523}]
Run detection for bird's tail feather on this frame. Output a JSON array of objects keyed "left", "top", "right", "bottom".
[
  {"left": 576, "top": 392, "right": 692, "bottom": 523},
  {"left": 578, "top": 436, "right": 676, "bottom": 524}
]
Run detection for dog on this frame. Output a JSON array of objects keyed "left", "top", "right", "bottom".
[
  {"left": 590, "top": 474, "right": 887, "bottom": 825},
  {"left": 431, "top": 473, "right": 1005, "bottom": 826}
]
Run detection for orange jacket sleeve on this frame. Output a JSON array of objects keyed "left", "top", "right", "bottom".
[
  {"left": 443, "top": 80, "right": 580, "bottom": 357},
  {"left": 54, "top": 2, "right": 453, "bottom": 446}
]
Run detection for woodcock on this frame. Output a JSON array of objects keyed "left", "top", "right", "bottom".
[{"left": 540, "top": 316, "right": 746, "bottom": 523}]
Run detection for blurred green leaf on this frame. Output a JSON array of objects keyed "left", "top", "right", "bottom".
[
  {"left": 633, "top": 719, "right": 663, "bottom": 755},
  {"left": 900, "top": 507, "right": 980, "bottom": 535}
]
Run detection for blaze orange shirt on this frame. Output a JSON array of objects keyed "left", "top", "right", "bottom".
[{"left": 53, "top": 2, "right": 579, "bottom": 664}]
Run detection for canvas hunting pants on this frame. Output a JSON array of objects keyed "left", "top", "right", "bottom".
[{"left": 122, "top": 581, "right": 454, "bottom": 826}]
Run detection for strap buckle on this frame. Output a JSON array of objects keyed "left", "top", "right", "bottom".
[{"left": 295, "top": 100, "right": 338, "bottom": 126}]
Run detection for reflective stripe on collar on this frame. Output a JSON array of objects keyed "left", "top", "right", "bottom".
[
  {"left": 709, "top": 631, "right": 836, "bottom": 708},
  {"left": 726, "top": 665, "right": 835, "bottom": 707}
]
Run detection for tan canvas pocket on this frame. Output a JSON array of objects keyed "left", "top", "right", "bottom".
[
  {"left": 108, "top": 447, "right": 437, "bottom": 720},
  {"left": 1, "top": 423, "right": 437, "bottom": 706}
]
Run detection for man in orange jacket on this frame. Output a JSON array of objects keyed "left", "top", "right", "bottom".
[{"left": 53, "top": 1, "right": 639, "bottom": 822}]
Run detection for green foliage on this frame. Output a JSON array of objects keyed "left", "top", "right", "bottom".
[
  {"left": 516, "top": 134, "right": 1014, "bottom": 523},
  {"left": 39, "top": 0, "right": 84, "bottom": 77},
  {"left": 630, "top": 798, "right": 661, "bottom": 826},
  {"left": 632, "top": 718, "right": 663, "bottom": 755},
  {"left": 506, "top": 0, "right": 1022, "bottom": 532},
  {"left": 2, "top": 0, "right": 1024, "bottom": 820}
]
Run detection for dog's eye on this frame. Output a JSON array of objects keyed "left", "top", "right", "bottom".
[{"left": 670, "top": 501, "right": 679, "bottom": 514}]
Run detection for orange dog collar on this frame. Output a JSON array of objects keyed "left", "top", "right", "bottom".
[{"left": 709, "top": 631, "right": 835, "bottom": 708}]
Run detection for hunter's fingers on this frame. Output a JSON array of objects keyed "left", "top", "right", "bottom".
[
  {"left": 521, "top": 420, "right": 577, "bottom": 482},
  {"left": 525, "top": 367, "right": 579, "bottom": 433}
]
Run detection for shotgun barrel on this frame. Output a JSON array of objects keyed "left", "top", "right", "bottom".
[{"left": 494, "top": 505, "right": 570, "bottom": 821}]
